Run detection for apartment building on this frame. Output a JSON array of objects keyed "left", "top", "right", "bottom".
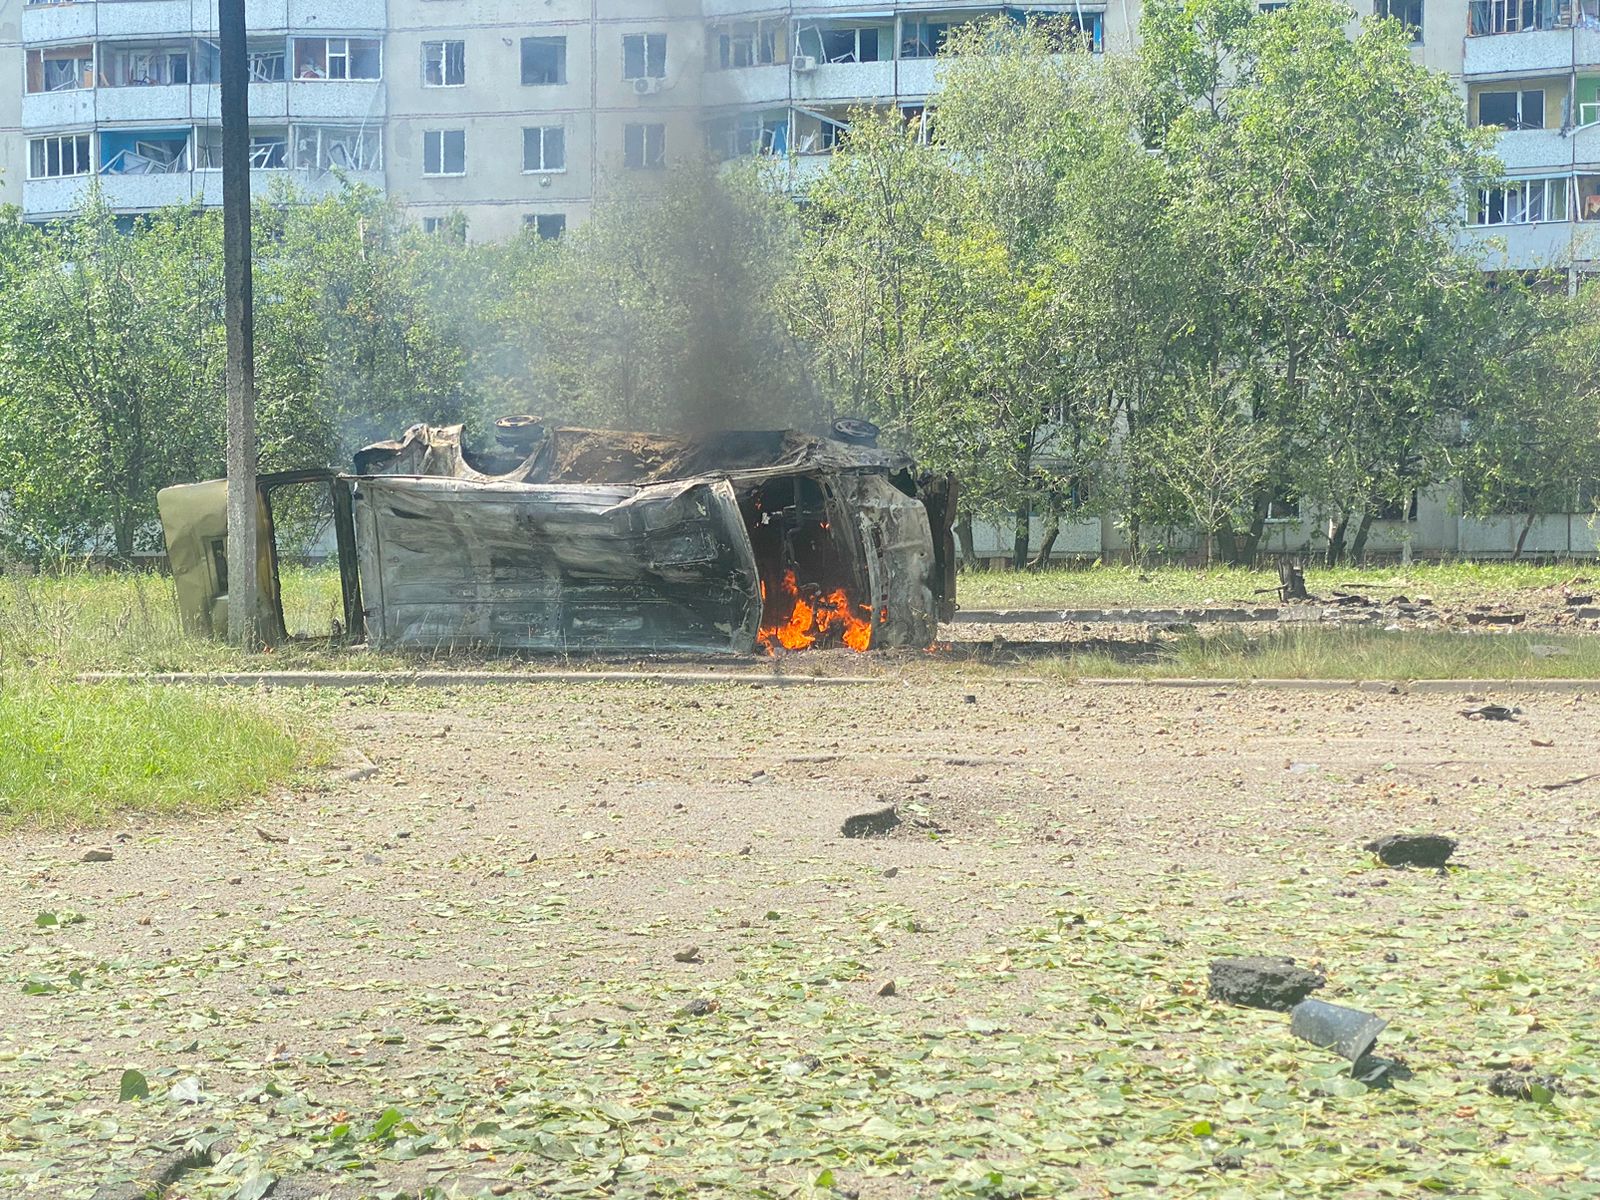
[{"left": 0, "top": 0, "right": 1134, "bottom": 239}]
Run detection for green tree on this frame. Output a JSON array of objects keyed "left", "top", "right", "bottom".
[
  {"left": 1155, "top": 0, "right": 1497, "bottom": 563},
  {"left": 252, "top": 186, "right": 476, "bottom": 457},
  {"left": 1458, "top": 281, "right": 1600, "bottom": 557},
  {"left": 0, "top": 197, "right": 225, "bottom": 558}
]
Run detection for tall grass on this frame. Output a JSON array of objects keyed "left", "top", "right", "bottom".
[
  {"left": 956, "top": 561, "right": 1589, "bottom": 610},
  {"left": 1056, "top": 627, "right": 1600, "bottom": 680},
  {"left": 0, "top": 676, "right": 304, "bottom": 829}
]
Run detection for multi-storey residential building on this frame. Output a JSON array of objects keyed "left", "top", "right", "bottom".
[
  {"left": 0, "top": 1, "right": 1132, "bottom": 239},
  {"left": 3, "top": 0, "right": 1597, "bottom": 557}
]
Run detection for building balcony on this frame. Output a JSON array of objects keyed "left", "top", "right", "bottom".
[
  {"left": 20, "top": 0, "right": 386, "bottom": 43},
  {"left": 22, "top": 166, "right": 383, "bottom": 218},
  {"left": 1460, "top": 219, "right": 1600, "bottom": 269},
  {"left": 20, "top": 88, "right": 97, "bottom": 130},
  {"left": 793, "top": 60, "right": 896, "bottom": 103},
  {"left": 1464, "top": 27, "right": 1600, "bottom": 77},
  {"left": 701, "top": 64, "right": 791, "bottom": 109},
  {"left": 894, "top": 57, "right": 939, "bottom": 98},
  {"left": 1493, "top": 127, "right": 1570, "bottom": 173},
  {"left": 19, "top": 80, "right": 382, "bottom": 133}
]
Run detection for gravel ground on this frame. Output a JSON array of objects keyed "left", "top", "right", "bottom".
[{"left": 4, "top": 676, "right": 1599, "bottom": 1198}]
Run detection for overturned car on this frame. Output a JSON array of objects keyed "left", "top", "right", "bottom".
[{"left": 158, "top": 419, "right": 957, "bottom": 655}]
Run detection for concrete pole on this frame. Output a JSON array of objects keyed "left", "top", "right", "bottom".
[{"left": 220, "top": 0, "right": 259, "bottom": 649}]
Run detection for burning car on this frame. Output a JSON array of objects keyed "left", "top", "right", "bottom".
[{"left": 158, "top": 418, "right": 957, "bottom": 655}]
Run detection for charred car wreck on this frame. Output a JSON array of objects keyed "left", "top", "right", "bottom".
[{"left": 159, "top": 419, "right": 957, "bottom": 655}]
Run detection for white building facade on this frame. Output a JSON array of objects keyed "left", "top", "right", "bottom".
[{"left": 3, "top": 0, "right": 1596, "bottom": 557}]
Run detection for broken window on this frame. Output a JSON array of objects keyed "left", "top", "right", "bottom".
[
  {"left": 1376, "top": 0, "right": 1424, "bottom": 40},
  {"left": 1478, "top": 88, "right": 1545, "bottom": 131},
  {"left": 99, "top": 44, "right": 190, "bottom": 87},
  {"left": 623, "top": 122, "right": 666, "bottom": 169},
  {"left": 197, "top": 39, "right": 287, "bottom": 83},
  {"left": 901, "top": 104, "right": 936, "bottom": 145},
  {"left": 1372, "top": 492, "right": 1419, "bottom": 521},
  {"left": 1045, "top": 12, "right": 1105, "bottom": 53},
  {"left": 708, "top": 18, "right": 785, "bottom": 69},
  {"left": 422, "top": 215, "right": 467, "bottom": 240},
  {"left": 293, "top": 125, "right": 381, "bottom": 172},
  {"left": 522, "top": 125, "right": 565, "bottom": 172},
  {"left": 293, "top": 37, "right": 381, "bottom": 81},
  {"left": 1469, "top": 0, "right": 1558, "bottom": 34},
  {"left": 524, "top": 213, "right": 567, "bottom": 239},
  {"left": 1474, "top": 176, "right": 1569, "bottom": 225},
  {"left": 1577, "top": 175, "right": 1600, "bottom": 220},
  {"left": 25, "top": 45, "right": 93, "bottom": 93},
  {"left": 706, "top": 111, "right": 788, "bottom": 160},
  {"left": 196, "top": 127, "right": 287, "bottom": 169},
  {"left": 1264, "top": 484, "right": 1301, "bottom": 522},
  {"left": 423, "top": 40, "right": 465, "bottom": 87},
  {"left": 99, "top": 129, "right": 189, "bottom": 174},
  {"left": 423, "top": 129, "right": 467, "bottom": 176},
  {"left": 27, "top": 133, "right": 92, "bottom": 179},
  {"left": 793, "top": 108, "right": 851, "bottom": 154},
  {"left": 900, "top": 17, "right": 954, "bottom": 58},
  {"left": 623, "top": 33, "right": 668, "bottom": 79},
  {"left": 522, "top": 36, "right": 567, "bottom": 85},
  {"left": 796, "top": 22, "right": 891, "bottom": 64}
]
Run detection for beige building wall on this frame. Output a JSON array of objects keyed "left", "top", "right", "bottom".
[
  {"left": 385, "top": 0, "right": 710, "bottom": 241},
  {"left": 0, "top": 0, "right": 22, "bottom": 208}
]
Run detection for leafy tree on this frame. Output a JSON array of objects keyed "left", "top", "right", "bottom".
[
  {"left": 1158, "top": 0, "right": 1498, "bottom": 563},
  {"left": 1458, "top": 281, "right": 1600, "bottom": 557},
  {"left": 0, "top": 196, "right": 225, "bottom": 558},
  {"left": 252, "top": 186, "right": 476, "bottom": 457}
]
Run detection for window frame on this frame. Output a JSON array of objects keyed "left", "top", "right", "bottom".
[
  {"left": 521, "top": 125, "right": 567, "bottom": 173},
  {"left": 524, "top": 213, "right": 567, "bottom": 240},
  {"left": 623, "top": 121, "right": 666, "bottom": 170},
  {"left": 1376, "top": 0, "right": 1424, "bottom": 41},
  {"left": 293, "top": 124, "right": 383, "bottom": 172},
  {"left": 422, "top": 39, "right": 466, "bottom": 87},
  {"left": 423, "top": 128, "right": 467, "bottom": 177},
  {"left": 25, "top": 45, "right": 95, "bottom": 94},
  {"left": 27, "top": 132, "right": 93, "bottom": 180},
  {"left": 1477, "top": 87, "right": 1545, "bottom": 131},
  {"left": 293, "top": 36, "right": 383, "bottom": 82},
  {"left": 622, "top": 33, "right": 668, "bottom": 80},
  {"left": 1473, "top": 176, "right": 1570, "bottom": 225},
  {"left": 521, "top": 35, "right": 568, "bottom": 86}
]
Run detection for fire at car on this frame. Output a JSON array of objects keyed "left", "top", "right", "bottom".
[{"left": 158, "top": 418, "right": 956, "bottom": 656}]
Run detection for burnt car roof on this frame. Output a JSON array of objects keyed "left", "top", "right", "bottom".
[{"left": 351, "top": 424, "right": 912, "bottom": 485}]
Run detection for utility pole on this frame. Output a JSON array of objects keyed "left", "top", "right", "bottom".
[{"left": 220, "top": 0, "right": 259, "bottom": 649}]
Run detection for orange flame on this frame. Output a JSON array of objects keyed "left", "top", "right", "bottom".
[{"left": 758, "top": 569, "right": 873, "bottom": 653}]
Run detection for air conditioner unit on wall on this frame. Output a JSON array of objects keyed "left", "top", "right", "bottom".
[
  {"left": 633, "top": 76, "right": 663, "bottom": 95},
  {"left": 792, "top": 55, "right": 817, "bottom": 73}
]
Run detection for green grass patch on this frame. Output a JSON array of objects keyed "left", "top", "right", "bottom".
[
  {"left": 0, "top": 677, "right": 305, "bottom": 828},
  {"left": 957, "top": 561, "right": 1587, "bottom": 611},
  {"left": 1053, "top": 627, "right": 1600, "bottom": 680}
]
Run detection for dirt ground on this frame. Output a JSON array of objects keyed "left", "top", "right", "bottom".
[{"left": 4, "top": 673, "right": 1600, "bottom": 1199}]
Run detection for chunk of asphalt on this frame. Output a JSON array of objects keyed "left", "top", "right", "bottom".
[
  {"left": 841, "top": 804, "right": 900, "bottom": 839},
  {"left": 1363, "top": 834, "right": 1457, "bottom": 868},
  {"left": 1207, "top": 956, "right": 1325, "bottom": 1012}
]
